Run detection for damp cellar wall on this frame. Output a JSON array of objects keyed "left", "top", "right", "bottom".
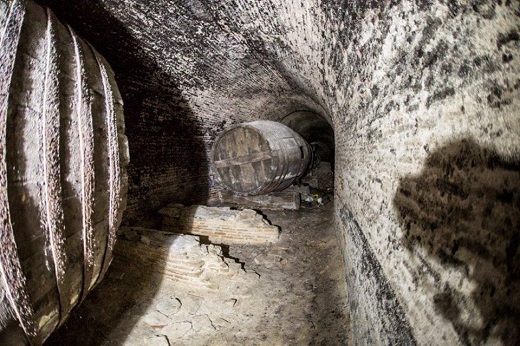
[{"left": 34, "top": 0, "right": 520, "bottom": 344}]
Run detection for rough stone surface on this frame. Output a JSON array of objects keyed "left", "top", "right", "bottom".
[
  {"left": 36, "top": 0, "right": 520, "bottom": 344},
  {"left": 46, "top": 204, "right": 349, "bottom": 345},
  {"left": 116, "top": 227, "right": 244, "bottom": 290},
  {"left": 159, "top": 205, "right": 280, "bottom": 244}
]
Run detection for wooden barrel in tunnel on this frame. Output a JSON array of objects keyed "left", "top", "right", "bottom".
[
  {"left": 0, "top": 0, "right": 128, "bottom": 344},
  {"left": 211, "top": 120, "right": 312, "bottom": 195}
]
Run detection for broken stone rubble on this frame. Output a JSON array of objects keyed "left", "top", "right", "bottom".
[
  {"left": 116, "top": 227, "right": 245, "bottom": 290},
  {"left": 115, "top": 205, "right": 281, "bottom": 293},
  {"left": 47, "top": 203, "right": 349, "bottom": 345}
]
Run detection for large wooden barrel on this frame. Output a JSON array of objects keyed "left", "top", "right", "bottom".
[
  {"left": 211, "top": 120, "right": 312, "bottom": 195},
  {"left": 0, "top": 0, "right": 128, "bottom": 344}
]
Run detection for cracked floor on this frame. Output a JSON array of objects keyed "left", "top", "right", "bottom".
[{"left": 46, "top": 201, "right": 350, "bottom": 345}]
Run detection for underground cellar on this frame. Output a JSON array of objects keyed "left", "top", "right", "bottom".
[{"left": 1, "top": 0, "right": 519, "bottom": 345}]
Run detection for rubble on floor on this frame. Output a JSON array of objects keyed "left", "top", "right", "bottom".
[
  {"left": 159, "top": 205, "right": 280, "bottom": 244},
  {"left": 116, "top": 227, "right": 244, "bottom": 290},
  {"left": 302, "top": 162, "right": 334, "bottom": 191},
  {"left": 46, "top": 203, "right": 349, "bottom": 345}
]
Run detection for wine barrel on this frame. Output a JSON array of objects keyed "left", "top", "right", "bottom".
[
  {"left": 0, "top": 0, "right": 128, "bottom": 344},
  {"left": 211, "top": 120, "right": 312, "bottom": 195}
]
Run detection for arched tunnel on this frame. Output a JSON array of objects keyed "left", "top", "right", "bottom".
[{"left": 1, "top": 0, "right": 519, "bottom": 345}]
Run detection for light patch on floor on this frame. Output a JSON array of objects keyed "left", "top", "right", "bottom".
[{"left": 47, "top": 202, "right": 350, "bottom": 345}]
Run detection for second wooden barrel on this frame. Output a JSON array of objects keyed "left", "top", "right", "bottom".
[{"left": 211, "top": 120, "right": 312, "bottom": 195}]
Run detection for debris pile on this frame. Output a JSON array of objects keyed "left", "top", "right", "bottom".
[{"left": 116, "top": 227, "right": 244, "bottom": 290}]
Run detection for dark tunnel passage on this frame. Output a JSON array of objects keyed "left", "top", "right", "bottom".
[
  {"left": 1, "top": 0, "right": 519, "bottom": 344},
  {"left": 281, "top": 111, "right": 335, "bottom": 168}
]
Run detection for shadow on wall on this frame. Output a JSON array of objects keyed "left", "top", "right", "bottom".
[
  {"left": 38, "top": 0, "right": 210, "bottom": 226},
  {"left": 41, "top": 1, "right": 206, "bottom": 344},
  {"left": 393, "top": 139, "right": 520, "bottom": 345}
]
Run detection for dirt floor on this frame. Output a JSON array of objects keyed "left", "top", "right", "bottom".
[{"left": 46, "top": 201, "right": 350, "bottom": 345}]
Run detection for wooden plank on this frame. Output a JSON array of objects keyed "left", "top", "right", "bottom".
[
  {"left": 5, "top": 1, "right": 61, "bottom": 340},
  {"left": 211, "top": 189, "right": 301, "bottom": 210},
  {"left": 91, "top": 45, "right": 126, "bottom": 285},
  {"left": 78, "top": 36, "right": 109, "bottom": 291},
  {"left": 41, "top": 7, "right": 76, "bottom": 327},
  {"left": 54, "top": 9, "right": 84, "bottom": 315},
  {"left": 69, "top": 24, "right": 96, "bottom": 304},
  {"left": 0, "top": 288, "right": 28, "bottom": 345}
]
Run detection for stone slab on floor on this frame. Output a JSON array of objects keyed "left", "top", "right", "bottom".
[
  {"left": 159, "top": 204, "right": 280, "bottom": 244},
  {"left": 46, "top": 203, "right": 350, "bottom": 346}
]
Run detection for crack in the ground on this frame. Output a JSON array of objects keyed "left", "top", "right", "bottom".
[
  {"left": 157, "top": 334, "right": 171, "bottom": 346},
  {"left": 205, "top": 314, "right": 217, "bottom": 330}
]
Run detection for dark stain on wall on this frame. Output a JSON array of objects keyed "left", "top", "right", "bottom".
[
  {"left": 339, "top": 208, "right": 416, "bottom": 345},
  {"left": 394, "top": 139, "right": 520, "bottom": 345}
]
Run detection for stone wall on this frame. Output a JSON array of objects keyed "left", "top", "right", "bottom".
[
  {"left": 332, "top": 2, "right": 520, "bottom": 344},
  {"left": 38, "top": 0, "right": 520, "bottom": 344}
]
